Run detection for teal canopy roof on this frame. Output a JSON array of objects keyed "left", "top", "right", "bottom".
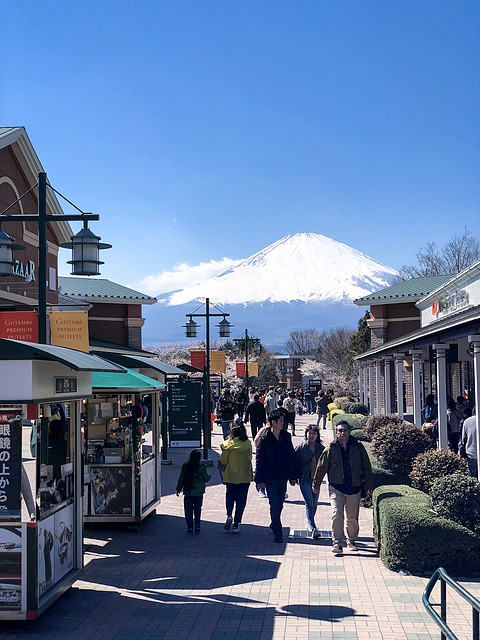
[{"left": 92, "top": 368, "right": 166, "bottom": 392}]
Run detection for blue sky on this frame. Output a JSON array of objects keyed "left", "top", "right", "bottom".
[{"left": 2, "top": 1, "right": 479, "bottom": 294}]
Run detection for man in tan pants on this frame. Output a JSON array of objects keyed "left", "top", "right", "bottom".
[{"left": 312, "top": 420, "right": 373, "bottom": 554}]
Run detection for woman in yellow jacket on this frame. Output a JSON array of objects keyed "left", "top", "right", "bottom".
[{"left": 218, "top": 420, "right": 253, "bottom": 533}]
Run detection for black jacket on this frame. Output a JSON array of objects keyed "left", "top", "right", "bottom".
[
  {"left": 254, "top": 428, "right": 299, "bottom": 484},
  {"left": 244, "top": 400, "right": 266, "bottom": 427}
]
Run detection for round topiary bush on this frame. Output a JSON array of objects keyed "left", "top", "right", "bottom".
[
  {"left": 431, "top": 473, "right": 480, "bottom": 535},
  {"left": 351, "top": 428, "right": 368, "bottom": 442},
  {"left": 333, "top": 396, "right": 353, "bottom": 410},
  {"left": 370, "top": 422, "right": 434, "bottom": 475},
  {"left": 410, "top": 449, "right": 468, "bottom": 494},
  {"left": 364, "top": 413, "right": 406, "bottom": 441},
  {"left": 343, "top": 402, "right": 369, "bottom": 416}
]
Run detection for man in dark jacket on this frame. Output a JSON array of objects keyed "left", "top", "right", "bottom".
[
  {"left": 254, "top": 409, "right": 299, "bottom": 543},
  {"left": 313, "top": 419, "right": 373, "bottom": 555},
  {"left": 244, "top": 394, "right": 267, "bottom": 438},
  {"left": 234, "top": 386, "right": 248, "bottom": 419}
]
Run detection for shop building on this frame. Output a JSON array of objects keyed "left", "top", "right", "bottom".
[{"left": 354, "top": 263, "right": 480, "bottom": 473}]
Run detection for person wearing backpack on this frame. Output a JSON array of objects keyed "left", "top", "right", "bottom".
[{"left": 284, "top": 392, "right": 297, "bottom": 436}]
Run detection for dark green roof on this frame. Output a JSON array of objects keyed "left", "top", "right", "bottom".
[
  {"left": 354, "top": 274, "right": 453, "bottom": 305},
  {"left": 58, "top": 277, "right": 157, "bottom": 304},
  {"left": 89, "top": 338, "right": 154, "bottom": 356}
]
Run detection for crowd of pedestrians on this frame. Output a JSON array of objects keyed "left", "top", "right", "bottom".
[{"left": 175, "top": 385, "right": 374, "bottom": 554}]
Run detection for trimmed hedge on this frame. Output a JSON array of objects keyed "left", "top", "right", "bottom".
[
  {"left": 362, "top": 442, "right": 410, "bottom": 507},
  {"left": 343, "top": 402, "right": 369, "bottom": 416},
  {"left": 431, "top": 474, "right": 480, "bottom": 535},
  {"left": 332, "top": 396, "right": 352, "bottom": 410},
  {"left": 373, "top": 484, "right": 480, "bottom": 576},
  {"left": 351, "top": 428, "right": 368, "bottom": 442},
  {"left": 332, "top": 413, "right": 368, "bottom": 430}
]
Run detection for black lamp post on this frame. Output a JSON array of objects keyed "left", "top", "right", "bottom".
[
  {"left": 184, "top": 297, "right": 231, "bottom": 462},
  {"left": 233, "top": 329, "right": 261, "bottom": 396},
  {"left": 0, "top": 172, "right": 110, "bottom": 343}
]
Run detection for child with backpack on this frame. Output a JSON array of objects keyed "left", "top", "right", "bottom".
[{"left": 176, "top": 450, "right": 211, "bottom": 534}]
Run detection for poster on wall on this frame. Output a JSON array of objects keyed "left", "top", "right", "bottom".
[
  {"left": 0, "top": 525, "right": 23, "bottom": 611},
  {"left": 90, "top": 466, "right": 132, "bottom": 515},
  {"left": 38, "top": 514, "right": 55, "bottom": 597},
  {"left": 54, "top": 504, "right": 74, "bottom": 583},
  {"left": 168, "top": 379, "right": 202, "bottom": 447},
  {"left": 0, "top": 413, "right": 22, "bottom": 520}
]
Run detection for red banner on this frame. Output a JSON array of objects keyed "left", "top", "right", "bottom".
[
  {"left": 191, "top": 350, "right": 206, "bottom": 370},
  {"left": 0, "top": 311, "right": 38, "bottom": 342},
  {"left": 236, "top": 363, "right": 246, "bottom": 378}
]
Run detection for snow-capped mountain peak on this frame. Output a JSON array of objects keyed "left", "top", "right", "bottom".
[{"left": 166, "top": 232, "right": 397, "bottom": 306}]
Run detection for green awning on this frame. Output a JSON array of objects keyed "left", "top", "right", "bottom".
[{"left": 92, "top": 368, "right": 166, "bottom": 392}]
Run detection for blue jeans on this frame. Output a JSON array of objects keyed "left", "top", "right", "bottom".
[
  {"left": 225, "top": 483, "right": 250, "bottom": 524},
  {"left": 316, "top": 413, "right": 327, "bottom": 429},
  {"left": 265, "top": 478, "right": 287, "bottom": 538},
  {"left": 305, "top": 399, "right": 313, "bottom": 413},
  {"left": 468, "top": 457, "right": 478, "bottom": 478},
  {"left": 299, "top": 479, "right": 319, "bottom": 530},
  {"left": 221, "top": 420, "right": 233, "bottom": 439}
]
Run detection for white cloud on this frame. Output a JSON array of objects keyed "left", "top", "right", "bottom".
[{"left": 132, "top": 257, "right": 242, "bottom": 295}]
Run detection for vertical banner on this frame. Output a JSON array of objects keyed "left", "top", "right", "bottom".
[
  {"left": 0, "top": 414, "right": 22, "bottom": 520},
  {"left": 210, "top": 350, "right": 226, "bottom": 374},
  {"left": 49, "top": 311, "right": 90, "bottom": 352},
  {"left": 0, "top": 311, "right": 38, "bottom": 342},
  {"left": 190, "top": 350, "right": 206, "bottom": 370},
  {"left": 236, "top": 363, "right": 246, "bottom": 378},
  {"left": 249, "top": 362, "right": 259, "bottom": 377}
]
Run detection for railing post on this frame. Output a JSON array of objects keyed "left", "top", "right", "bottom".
[
  {"left": 473, "top": 608, "right": 479, "bottom": 640},
  {"left": 441, "top": 578, "right": 447, "bottom": 640}
]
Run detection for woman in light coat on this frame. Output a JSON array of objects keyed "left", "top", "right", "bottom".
[{"left": 218, "top": 420, "right": 253, "bottom": 533}]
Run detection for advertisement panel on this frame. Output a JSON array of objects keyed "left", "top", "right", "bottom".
[
  {"left": 210, "top": 350, "right": 226, "bottom": 374},
  {"left": 0, "top": 525, "right": 23, "bottom": 611},
  {"left": 90, "top": 466, "right": 133, "bottom": 516},
  {"left": 168, "top": 379, "right": 202, "bottom": 447},
  {"left": 49, "top": 311, "right": 90, "bottom": 353},
  {"left": 0, "top": 311, "right": 38, "bottom": 343},
  {"left": 190, "top": 350, "right": 206, "bottom": 370}
]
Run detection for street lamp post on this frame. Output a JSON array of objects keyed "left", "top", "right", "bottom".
[
  {"left": 233, "top": 329, "right": 261, "bottom": 398},
  {"left": 184, "top": 297, "right": 231, "bottom": 462},
  {"left": 0, "top": 172, "right": 110, "bottom": 343}
]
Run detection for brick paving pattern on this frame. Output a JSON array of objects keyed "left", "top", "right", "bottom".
[{"left": 1, "top": 413, "right": 479, "bottom": 639}]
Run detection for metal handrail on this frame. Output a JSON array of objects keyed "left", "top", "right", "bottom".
[{"left": 422, "top": 567, "right": 480, "bottom": 640}]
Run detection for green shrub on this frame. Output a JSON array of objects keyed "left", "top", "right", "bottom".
[
  {"left": 361, "top": 442, "right": 410, "bottom": 507},
  {"left": 329, "top": 409, "right": 345, "bottom": 423},
  {"left": 333, "top": 396, "right": 352, "bottom": 410},
  {"left": 410, "top": 449, "right": 469, "bottom": 494},
  {"left": 371, "top": 422, "right": 433, "bottom": 475},
  {"left": 332, "top": 413, "right": 367, "bottom": 430},
  {"left": 431, "top": 474, "right": 480, "bottom": 535},
  {"left": 351, "top": 428, "right": 368, "bottom": 442},
  {"left": 364, "top": 413, "right": 406, "bottom": 441},
  {"left": 373, "top": 484, "right": 480, "bottom": 575},
  {"left": 343, "top": 402, "right": 369, "bottom": 416}
]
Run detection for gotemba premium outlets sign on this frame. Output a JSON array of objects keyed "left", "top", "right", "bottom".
[{"left": 0, "top": 311, "right": 38, "bottom": 342}]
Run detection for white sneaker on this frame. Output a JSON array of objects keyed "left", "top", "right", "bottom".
[
  {"left": 231, "top": 524, "right": 240, "bottom": 534},
  {"left": 224, "top": 516, "right": 233, "bottom": 530},
  {"left": 259, "top": 490, "right": 267, "bottom": 498}
]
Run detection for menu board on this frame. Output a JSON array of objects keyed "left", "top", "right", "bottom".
[{"left": 168, "top": 380, "right": 202, "bottom": 447}]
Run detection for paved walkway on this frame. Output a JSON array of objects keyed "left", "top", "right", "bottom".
[{"left": 2, "top": 413, "right": 479, "bottom": 639}]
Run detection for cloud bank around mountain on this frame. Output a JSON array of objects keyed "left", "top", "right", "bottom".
[{"left": 132, "top": 257, "right": 242, "bottom": 296}]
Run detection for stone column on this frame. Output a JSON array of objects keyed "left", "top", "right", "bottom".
[
  {"left": 384, "top": 356, "right": 392, "bottom": 414},
  {"left": 358, "top": 367, "right": 364, "bottom": 404},
  {"left": 394, "top": 353, "right": 404, "bottom": 417},
  {"left": 433, "top": 344, "right": 448, "bottom": 450},
  {"left": 368, "top": 361, "right": 375, "bottom": 415},
  {"left": 375, "top": 359, "right": 382, "bottom": 414},
  {"left": 410, "top": 349, "right": 423, "bottom": 428},
  {"left": 468, "top": 335, "right": 480, "bottom": 480},
  {"left": 363, "top": 365, "right": 368, "bottom": 406}
]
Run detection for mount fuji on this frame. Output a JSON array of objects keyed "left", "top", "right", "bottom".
[{"left": 142, "top": 233, "right": 398, "bottom": 349}]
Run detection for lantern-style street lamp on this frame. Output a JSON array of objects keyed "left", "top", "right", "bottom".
[
  {"left": 0, "top": 172, "right": 110, "bottom": 343},
  {"left": 232, "top": 329, "right": 262, "bottom": 394},
  {"left": 184, "top": 297, "right": 231, "bottom": 462}
]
